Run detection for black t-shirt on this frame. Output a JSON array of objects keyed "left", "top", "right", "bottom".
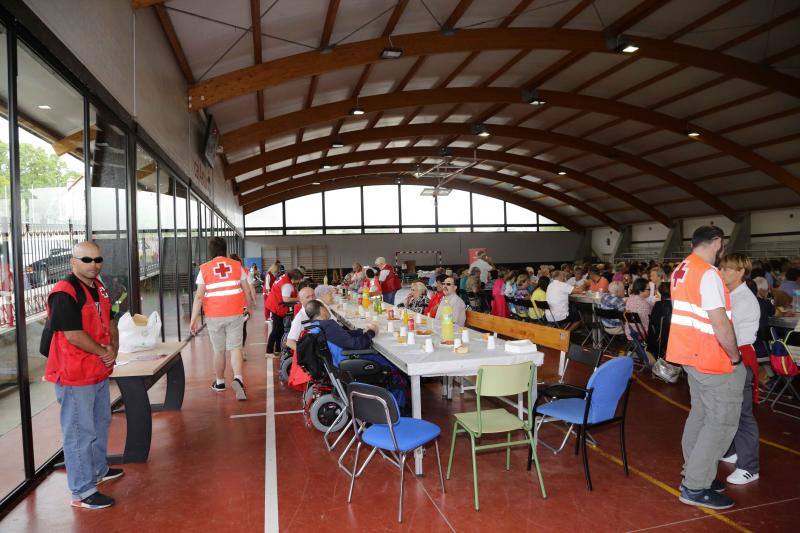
[{"left": 48, "top": 275, "right": 110, "bottom": 332}]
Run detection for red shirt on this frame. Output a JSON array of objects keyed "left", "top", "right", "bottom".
[{"left": 424, "top": 291, "right": 444, "bottom": 317}]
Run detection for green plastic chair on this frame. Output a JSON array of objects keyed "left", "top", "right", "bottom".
[{"left": 446, "top": 361, "right": 546, "bottom": 510}]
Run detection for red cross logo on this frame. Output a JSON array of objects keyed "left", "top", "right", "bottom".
[
  {"left": 214, "top": 262, "right": 232, "bottom": 279},
  {"left": 672, "top": 261, "right": 689, "bottom": 289},
  {"left": 98, "top": 286, "right": 108, "bottom": 299}
]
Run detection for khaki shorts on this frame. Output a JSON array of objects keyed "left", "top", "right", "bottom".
[{"left": 206, "top": 315, "right": 244, "bottom": 353}]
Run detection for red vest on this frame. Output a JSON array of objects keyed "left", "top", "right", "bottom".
[
  {"left": 424, "top": 291, "right": 444, "bottom": 317},
  {"left": 44, "top": 278, "right": 112, "bottom": 386},
  {"left": 379, "top": 264, "right": 401, "bottom": 293},
  {"left": 666, "top": 253, "right": 732, "bottom": 374},
  {"left": 200, "top": 257, "right": 246, "bottom": 318},
  {"left": 265, "top": 274, "right": 297, "bottom": 317}
]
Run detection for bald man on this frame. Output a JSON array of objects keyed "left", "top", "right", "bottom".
[
  {"left": 285, "top": 287, "right": 317, "bottom": 351},
  {"left": 43, "top": 241, "right": 122, "bottom": 509}
]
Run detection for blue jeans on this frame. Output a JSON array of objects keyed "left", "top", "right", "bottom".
[
  {"left": 55, "top": 379, "right": 111, "bottom": 500},
  {"left": 382, "top": 291, "right": 396, "bottom": 305}
]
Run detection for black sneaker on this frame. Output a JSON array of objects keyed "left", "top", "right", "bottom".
[
  {"left": 211, "top": 381, "right": 226, "bottom": 392},
  {"left": 679, "top": 485, "right": 735, "bottom": 510},
  {"left": 97, "top": 468, "right": 124, "bottom": 485},
  {"left": 231, "top": 378, "right": 247, "bottom": 401},
  {"left": 71, "top": 492, "right": 115, "bottom": 509}
]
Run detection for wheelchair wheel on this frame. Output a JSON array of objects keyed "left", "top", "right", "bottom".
[
  {"left": 309, "top": 394, "right": 348, "bottom": 433},
  {"left": 278, "top": 355, "right": 292, "bottom": 384}
]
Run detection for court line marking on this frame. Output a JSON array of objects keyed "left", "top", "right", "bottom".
[
  {"left": 633, "top": 375, "right": 800, "bottom": 458},
  {"left": 625, "top": 495, "right": 800, "bottom": 532},
  {"left": 231, "top": 410, "right": 303, "bottom": 419},
  {"left": 265, "top": 359, "right": 279, "bottom": 533},
  {"left": 402, "top": 459, "right": 456, "bottom": 532}
]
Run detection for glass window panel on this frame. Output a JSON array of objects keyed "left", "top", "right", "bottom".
[
  {"left": 400, "top": 185, "right": 434, "bottom": 226},
  {"left": 175, "top": 180, "right": 191, "bottom": 338},
  {"left": 505, "top": 202, "right": 538, "bottom": 224},
  {"left": 539, "top": 215, "right": 555, "bottom": 225},
  {"left": 473, "top": 226, "right": 505, "bottom": 232},
  {"left": 190, "top": 194, "right": 199, "bottom": 291},
  {"left": 136, "top": 146, "right": 160, "bottom": 318},
  {"left": 436, "top": 189, "right": 470, "bottom": 225},
  {"left": 363, "top": 186, "right": 398, "bottom": 226},
  {"left": 507, "top": 226, "right": 537, "bottom": 232},
  {"left": 89, "top": 106, "right": 129, "bottom": 323},
  {"left": 159, "top": 172, "right": 177, "bottom": 341},
  {"left": 324, "top": 188, "right": 361, "bottom": 226},
  {"left": 365, "top": 228, "right": 399, "bottom": 234},
  {"left": 286, "top": 229, "right": 323, "bottom": 235},
  {"left": 0, "top": 22, "right": 25, "bottom": 496},
  {"left": 540, "top": 225, "right": 569, "bottom": 231},
  {"left": 285, "top": 194, "right": 322, "bottom": 227},
  {"left": 438, "top": 226, "right": 471, "bottom": 233},
  {"left": 17, "top": 39, "right": 87, "bottom": 469},
  {"left": 402, "top": 227, "right": 436, "bottom": 233},
  {"left": 325, "top": 228, "right": 361, "bottom": 235},
  {"left": 471, "top": 194, "right": 504, "bottom": 224}
]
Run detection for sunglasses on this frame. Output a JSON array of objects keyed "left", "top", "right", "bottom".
[
  {"left": 443, "top": 282, "right": 455, "bottom": 286},
  {"left": 74, "top": 256, "right": 104, "bottom": 264}
]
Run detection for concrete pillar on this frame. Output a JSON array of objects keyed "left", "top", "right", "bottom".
[
  {"left": 659, "top": 222, "right": 682, "bottom": 261},
  {"left": 728, "top": 213, "right": 751, "bottom": 253},
  {"left": 611, "top": 226, "right": 632, "bottom": 262}
]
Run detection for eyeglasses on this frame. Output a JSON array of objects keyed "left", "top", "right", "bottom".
[
  {"left": 443, "top": 282, "right": 455, "bottom": 286},
  {"left": 74, "top": 256, "right": 104, "bottom": 264}
]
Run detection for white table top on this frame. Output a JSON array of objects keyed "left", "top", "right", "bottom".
[{"left": 329, "top": 302, "right": 544, "bottom": 377}]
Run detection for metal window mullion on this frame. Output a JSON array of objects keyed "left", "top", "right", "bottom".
[
  {"left": 469, "top": 192, "right": 474, "bottom": 233},
  {"left": 360, "top": 186, "right": 365, "bottom": 234},
  {"left": 127, "top": 134, "right": 140, "bottom": 314},
  {"left": 155, "top": 163, "right": 165, "bottom": 343},
  {"left": 83, "top": 97, "right": 91, "bottom": 240},
  {"left": 172, "top": 181, "right": 180, "bottom": 341},
  {"left": 321, "top": 191, "right": 326, "bottom": 235},
  {"left": 503, "top": 201, "right": 507, "bottom": 232},
  {"left": 397, "top": 184, "right": 402, "bottom": 234},
  {"left": 7, "top": 23, "right": 36, "bottom": 480}
]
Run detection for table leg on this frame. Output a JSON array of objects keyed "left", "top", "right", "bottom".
[
  {"left": 108, "top": 377, "right": 151, "bottom": 464},
  {"left": 411, "top": 375, "right": 423, "bottom": 476},
  {"left": 152, "top": 355, "right": 185, "bottom": 412}
]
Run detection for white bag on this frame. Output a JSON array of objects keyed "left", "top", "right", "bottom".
[{"left": 118, "top": 311, "right": 161, "bottom": 353}]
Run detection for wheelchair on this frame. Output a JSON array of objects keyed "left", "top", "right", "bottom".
[{"left": 277, "top": 302, "right": 297, "bottom": 384}]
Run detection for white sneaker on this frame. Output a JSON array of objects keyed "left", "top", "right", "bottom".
[
  {"left": 727, "top": 468, "right": 759, "bottom": 485},
  {"left": 720, "top": 453, "right": 737, "bottom": 464}
]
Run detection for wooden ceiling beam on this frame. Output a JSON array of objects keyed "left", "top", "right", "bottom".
[
  {"left": 187, "top": 28, "right": 800, "bottom": 110},
  {"left": 154, "top": 4, "right": 194, "bottom": 84},
  {"left": 218, "top": 87, "right": 795, "bottom": 199},
  {"left": 132, "top": 0, "right": 167, "bottom": 9}
]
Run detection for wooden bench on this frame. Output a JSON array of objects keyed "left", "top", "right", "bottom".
[{"left": 466, "top": 311, "right": 571, "bottom": 378}]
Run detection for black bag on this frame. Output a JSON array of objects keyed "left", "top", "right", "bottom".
[
  {"left": 295, "top": 328, "right": 330, "bottom": 381},
  {"left": 39, "top": 277, "right": 86, "bottom": 357}
]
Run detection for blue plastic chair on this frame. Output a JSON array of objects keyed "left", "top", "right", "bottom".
[
  {"left": 529, "top": 357, "right": 634, "bottom": 490},
  {"left": 346, "top": 382, "right": 445, "bottom": 523}
]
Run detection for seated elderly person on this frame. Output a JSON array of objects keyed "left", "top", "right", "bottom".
[
  {"left": 285, "top": 287, "right": 318, "bottom": 352},
  {"left": 466, "top": 275, "right": 489, "bottom": 312},
  {"left": 599, "top": 281, "right": 626, "bottom": 335},
  {"left": 545, "top": 270, "right": 584, "bottom": 331},
  {"left": 647, "top": 267, "right": 666, "bottom": 304},
  {"left": 304, "top": 299, "right": 409, "bottom": 408},
  {"left": 566, "top": 266, "right": 584, "bottom": 287},
  {"left": 586, "top": 267, "right": 610, "bottom": 293},
  {"left": 625, "top": 278, "right": 652, "bottom": 342},
  {"left": 436, "top": 275, "right": 467, "bottom": 326},
  {"left": 403, "top": 281, "right": 430, "bottom": 314},
  {"left": 529, "top": 276, "right": 549, "bottom": 320}
]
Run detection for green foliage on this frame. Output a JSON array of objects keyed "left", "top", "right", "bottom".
[{"left": 0, "top": 140, "right": 81, "bottom": 197}]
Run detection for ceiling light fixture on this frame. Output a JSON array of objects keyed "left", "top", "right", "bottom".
[
  {"left": 312, "top": 181, "right": 321, "bottom": 185},
  {"left": 322, "top": 163, "right": 333, "bottom": 169},
  {"left": 687, "top": 130, "right": 701, "bottom": 138},
  {"left": 37, "top": 105, "right": 51, "bottom": 110},
  {"left": 472, "top": 124, "right": 490, "bottom": 138},
  {"left": 522, "top": 89, "right": 545, "bottom": 106},
  {"left": 421, "top": 187, "right": 452, "bottom": 197},
  {"left": 331, "top": 140, "right": 345, "bottom": 148},
  {"left": 606, "top": 35, "right": 639, "bottom": 54},
  {"left": 380, "top": 46, "right": 403, "bottom": 59},
  {"left": 349, "top": 98, "right": 365, "bottom": 116},
  {"left": 557, "top": 170, "right": 567, "bottom": 176}
]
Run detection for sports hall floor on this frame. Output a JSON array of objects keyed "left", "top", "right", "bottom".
[{"left": 2, "top": 302, "right": 798, "bottom": 532}]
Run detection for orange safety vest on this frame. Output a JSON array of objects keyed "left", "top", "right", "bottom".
[
  {"left": 200, "top": 257, "right": 246, "bottom": 318},
  {"left": 666, "top": 253, "right": 732, "bottom": 374}
]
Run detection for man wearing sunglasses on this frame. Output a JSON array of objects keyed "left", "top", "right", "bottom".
[
  {"left": 435, "top": 276, "right": 467, "bottom": 327},
  {"left": 43, "top": 241, "right": 122, "bottom": 509}
]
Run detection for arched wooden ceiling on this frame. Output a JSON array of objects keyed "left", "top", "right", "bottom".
[{"left": 145, "top": 0, "right": 800, "bottom": 230}]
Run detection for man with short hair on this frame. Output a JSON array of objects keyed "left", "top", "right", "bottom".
[
  {"left": 191, "top": 237, "right": 254, "bottom": 400},
  {"left": 567, "top": 266, "right": 584, "bottom": 287},
  {"left": 668, "top": 226, "right": 746, "bottom": 510},
  {"left": 587, "top": 267, "right": 610, "bottom": 293},
  {"left": 436, "top": 276, "right": 467, "bottom": 326},
  {"left": 45, "top": 241, "right": 122, "bottom": 509},
  {"left": 545, "top": 270, "right": 584, "bottom": 332},
  {"left": 264, "top": 269, "right": 303, "bottom": 356}
]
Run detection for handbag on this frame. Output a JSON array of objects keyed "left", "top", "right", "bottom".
[
  {"left": 770, "top": 338, "right": 799, "bottom": 377},
  {"left": 652, "top": 357, "right": 681, "bottom": 383}
]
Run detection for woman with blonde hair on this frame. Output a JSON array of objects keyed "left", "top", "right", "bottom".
[{"left": 403, "top": 281, "right": 430, "bottom": 314}]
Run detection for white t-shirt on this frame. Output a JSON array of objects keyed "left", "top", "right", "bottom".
[
  {"left": 699, "top": 269, "right": 727, "bottom": 312},
  {"left": 469, "top": 259, "right": 492, "bottom": 283},
  {"left": 287, "top": 308, "right": 309, "bottom": 342},
  {"left": 281, "top": 284, "right": 295, "bottom": 298},
  {"left": 730, "top": 282, "right": 760, "bottom": 346},
  {"left": 545, "top": 279, "right": 573, "bottom": 322}
]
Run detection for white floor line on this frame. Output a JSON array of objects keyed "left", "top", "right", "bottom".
[
  {"left": 248, "top": 342, "right": 267, "bottom": 346},
  {"left": 625, "top": 495, "right": 800, "bottom": 532},
  {"left": 265, "top": 358, "right": 280, "bottom": 533},
  {"left": 231, "top": 412, "right": 267, "bottom": 419},
  {"left": 404, "top": 460, "right": 456, "bottom": 532},
  {"left": 231, "top": 409, "right": 303, "bottom": 419}
]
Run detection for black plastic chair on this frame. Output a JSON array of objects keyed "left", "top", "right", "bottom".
[
  {"left": 533, "top": 300, "right": 564, "bottom": 329},
  {"left": 593, "top": 307, "right": 626, "bottom": 354},
  {"left": 512, "top": 298, "right": 536, "bottom": 322},
  {"left": 624, "top": 312, "right": 652, "bottom": 370}
]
